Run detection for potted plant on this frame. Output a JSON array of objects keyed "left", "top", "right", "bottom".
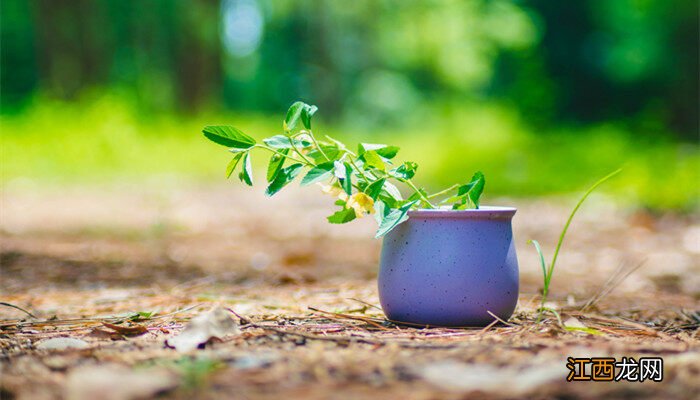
[{"left": 202, "top": 101, "right": 518, "bottom": 327}]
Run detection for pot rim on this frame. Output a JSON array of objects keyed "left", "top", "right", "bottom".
[{"left": 407, "top": 205, "right": 516, "bottom": 219}]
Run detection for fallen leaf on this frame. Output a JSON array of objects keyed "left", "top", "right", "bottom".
[
  {"left": 66, "top": 363, "right": 177, "bottom": 400},
  {"left": 102, "top": 322, "right": 148, "bottom": 336},
  {"left": 165, "top": 307, "right": 239, "bottom": 352},
  {"left": 36, "top": 337, "right": 89, "bottom": 351},
  {"left": 87, "top": 328, "right": 124, "bottom": 340}
]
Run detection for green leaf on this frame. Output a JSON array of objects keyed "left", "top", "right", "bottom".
[
  {"left": 528, "top": 239, "right": 548, "bottom": 286},
  {"left": 324, "top": 135, "right": 347, "bottom": 151},
  {"left": 263, "top": 135, "right": 312, "bottom": 149},
  {"left": 375, "top": 200, "right": 418, "bottom": 238},
  {"left": 376, "top": 146, "right": 400, "bottom": 160},
  {"left": 364, "top": 178, "right": 386, "bottom": 200},
  {"left": 266, "top": 149, "right": 288, "bottom": 182},
  {"left": 440, "top": 194, "right": 463, "bottom": 205},
  {"left": 357, "top": 170, "right": 380, "bottom": 186},
  {"left": 361, "top": 150, "right": 387, "bottom": 171},
  {"left": 358, "top": 143, "right": 400, "bottom": 159},
  {"left": 327, "top": 208, "right": 356, "bottom": 224},
  {"left": 391, "top": 161, "right": 418, "bottom": 179},
  {"left": 265, "top": 163, "right": 304, "bottom": 196},
  {"left": 357, "top": 143, "right": 378, "bottom": 155},
  {"left": 452, "top": 202, "right": 469, "bottom": 210},
  {"left": 284, "top": 102, "right": 305, "bottom": 132},
  {"left": 378, "top": 195, "right": 401, "bottom": 208},
  {"left": 238, "top": 152, "right": 253, "bottom": 186},
  {"left": 357, "top": 143, "right": 399, "bottom": 161},
  {"left": 284, "top": 101, "right": 318, "bottom": 131},
  {"left": 454, "top": 171, "right": 485, "bottom": 209},
  {"left": 307, "top": 145, "right": 342, "bottom": 164},
  {"left": 301, "top": 162, "right": 335, "bottom": 186},
  {"left": 300, "top": 104, "right": 318, "bottom": 129},
  {"left": 339, "top": 161, "right": 353, "bottom": 195},
  {"left": 378, "top": 181, "right": 403, "bottom": 207},
  {"left": 129, "top": 311, "right": 154, "bottom": 321},
  {"left": 225, "top": 153, "right": 244, "bottom": 179},
  {"left": 203, "top": 126, "right": 256, "bottom": 149},
  {"left": 374, "top": 200, "right": 387, "bottom": 225},
  {"left": 382, "top": 181, "right": 403, "bottom": 200}
]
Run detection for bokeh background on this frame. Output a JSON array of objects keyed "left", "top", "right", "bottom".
[{"left": 1, "top": 0, "right": 699, "bottom": 209}]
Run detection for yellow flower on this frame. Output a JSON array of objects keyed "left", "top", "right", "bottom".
[
  {"left": 347, "top": 192, "right": 375, "bottom": 218},
  {"left": 319, "top": 183, "right": 348, "bottom": 201},
  {"left": 319, "top": 184, "right": 375, "bottom": 218}
]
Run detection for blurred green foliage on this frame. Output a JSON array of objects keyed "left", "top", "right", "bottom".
[
  {"left": 2, "top": 0, "right": 697, "bottom": 136},
  {"left": 0, "top": 1, "right": 698, "bottom": 209}
]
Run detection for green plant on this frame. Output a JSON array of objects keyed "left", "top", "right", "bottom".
[
  {"left": 530, "top": 169, "right": 622, "bottom": 322},
  {"left": 202, "top": 101, "right": 485, "bottom": 237},
  {"left": 168, "top": 356, "right": 223, "bottom": 391}
]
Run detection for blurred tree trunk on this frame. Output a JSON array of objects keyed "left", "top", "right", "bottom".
[
  {"left": 30, "top": 0, "right": 223, "bottom": 111},
  {"left": 308, "top": 1, "right": 341, "bottom": 118},
  {"left": 172, "top": 0, "right": 222, "bottom": 112},
  {"left": 31, "top": 0, "right": 111, "bottom": 99}
]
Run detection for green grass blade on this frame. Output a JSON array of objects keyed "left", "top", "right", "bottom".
[
  {"left": 545, "top": 169, "right": 622, "bottom": 287},
  {"left": 528, "top": 240, "right": 548, "bottom": 287},
  {"left": 540, "top": 306, "right": 563, "bottom": 327}
]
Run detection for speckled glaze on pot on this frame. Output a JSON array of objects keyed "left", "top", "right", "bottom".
[{"left": 378, "top": 206, "right": 518, "bottom": 327}]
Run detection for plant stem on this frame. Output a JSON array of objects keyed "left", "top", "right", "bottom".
[
  {"left": 427, "top": 183, "right": 459, "bottom": 199},
  {"left": 348, "top": 157, "right": 370, "bottom": 182},
  {"left": 326, "top": 135, "right": 356, "bottom": 157},
  {"left": 303, "top": 130, "right": 330, "bottom": 162},
  {"left": 529, "top": 239, "right": 548, "bottom": 323},
  {"left": 402, "top": 178, "right": 436, "bottom": 209},
  {"left": 254, "top": 145, "right": 311, "bottom": 166},
  {"left": 287, "top": 136, "right": 315, "bottom": 166},
  {"left": 369, "top": 169, "right": 435, "bottom": 208}
]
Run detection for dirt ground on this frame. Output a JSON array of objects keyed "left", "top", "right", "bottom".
[{"left": 1, "top": 183, "right": 698, "bottom": 400}]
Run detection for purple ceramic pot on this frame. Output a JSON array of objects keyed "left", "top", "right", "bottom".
[{"left": 378, "top": 206, "right": 519, "bottom": 327}]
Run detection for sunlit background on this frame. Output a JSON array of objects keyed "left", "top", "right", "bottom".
[{"left": 2, "top": 0, "right": 698, "bottom": 210}]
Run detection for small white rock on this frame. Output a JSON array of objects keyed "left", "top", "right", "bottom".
[
  {"left": 166, "top": 306, "right": 239, "bottom": 352},
  {"left": 37, "top": 337, "right": 89, "bottom": 351}
]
